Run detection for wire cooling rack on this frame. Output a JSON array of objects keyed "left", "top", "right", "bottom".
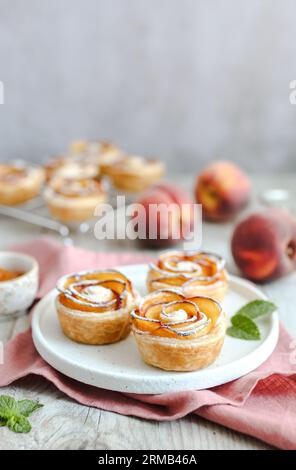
[{"left": 0, "top": 186, "right": 132, "bottom": 241}]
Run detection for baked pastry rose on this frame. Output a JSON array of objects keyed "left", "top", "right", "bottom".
[
  {"left": 0, "top": 163, "right": 45, "bottom": 205},
  {"left": 45, "top": 155, "right": 99, "bottom": 181},
  {"left": 131, "top": 289, "right": 225, "bottom": 371},
  {"left": 107, "top": 155, "right": 165, "bottom": 192},
  {"left": 98, "top": 149, "right": 124, "bottom": 176},
  {"left": 69, "top": 140, "right": 122, "bottom": 166},
  {"left": 44, "top": 175, "right": 107, "bottom": 223},
  {"left": 56, "top": 270, "right": 137, "bottom": 345},
  {"left": 147, "top": 251, "right": 228, "bottom": 301}
]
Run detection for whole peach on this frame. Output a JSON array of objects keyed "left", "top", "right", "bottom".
[
  {"left": 231, "top": 208, "right": 296, "bottom": 282},
  {"left": 195, "top": 161, "right": 251, "bottom": 221},
  {"left": 132, "top": 183, "right": 194, "bottom": 247}
]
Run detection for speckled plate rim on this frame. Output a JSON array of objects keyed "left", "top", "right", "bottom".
[{"left": 32, "top": 266, "right": 279, "bottom": 394}]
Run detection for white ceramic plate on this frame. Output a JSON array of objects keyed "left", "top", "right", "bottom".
[{"left": 32, "top": 264, "right": 279, "bottom": 394}]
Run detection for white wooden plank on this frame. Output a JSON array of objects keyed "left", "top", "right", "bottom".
[{"left": 0, "top": 378, "right": 271, "bottom": 449}]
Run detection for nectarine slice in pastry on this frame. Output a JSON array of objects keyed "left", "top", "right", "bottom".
[
  {"left": 56, "top": 269, "right": 137, "bottom": 345},
  {"left": 131, "top": 288, "right": 226, "bottom": 371},
  {"left": 147, "top": 251, "right": 228, "bottom": 301}
]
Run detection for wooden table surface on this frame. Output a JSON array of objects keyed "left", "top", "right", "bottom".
[{"left": 0, "top": 175, "right": 295, "bottom": 450}]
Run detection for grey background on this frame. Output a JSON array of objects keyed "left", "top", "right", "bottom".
[{"left": 0, "top": 0, "right": 296, "bottom": 174}]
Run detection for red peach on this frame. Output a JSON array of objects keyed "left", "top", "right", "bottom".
[
  {"left": 231, "top": 208, "right": 296, "bottom": 282},
  {"left": 195, "top": 161, "right": 251, "bottom": 221},
  {"left": 133, "top": 183, "right": 194, "bottom": 248}
]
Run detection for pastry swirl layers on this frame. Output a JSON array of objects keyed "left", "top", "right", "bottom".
[
  {"left": 0, "top": 164, "right": 45, "bottom": 205},
  {"left": 45, "top": 156, "right": 99, "bottom": 181},
  {"left": 69, "top": 140, "right": 123, "bottom": 171},
  {"left": 131, "top": 289, "right": 226, "bottom": 371},
  {"left": 44, "top": 175, "right": 107, "bottom": 223},
  {"left": 147, "top": 251, "right": 228, "bottom": 301},
  {"left": 56, "top": 270, "right": 137, "bottom": 345},
  {"left": 107, "top": 155, "right": 165, "bottom": 192},
  {"left": 46, "top": 142, "right": 122, "bottom": 181}
]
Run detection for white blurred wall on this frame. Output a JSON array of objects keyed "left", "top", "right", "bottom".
[{"left": 0, "top": 0, "right": 296, "bottom": 173}]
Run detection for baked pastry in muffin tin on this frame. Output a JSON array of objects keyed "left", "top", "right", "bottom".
[
  {"left": 56, "top": 269, "right": 138, "bottom": 345},
  {"left": 44, "top": 175, "right": 107, "bottom": 223},
  {"left": 131, "top": 289, "right": 225, "bottom": 371},
  {"left": 147, "top": 251, "right": 228, "bottom": 301},
  {"left": 0, "top": 163, "right": 45, "bottom": 205}
]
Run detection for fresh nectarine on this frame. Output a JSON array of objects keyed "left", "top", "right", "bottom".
[
  {"left": 132, "top": 183, "right": 194, "bottom": 247},
  {"left": 231, "top": 208, "right": 296, "bottom": 282},
  {"left": 195, "top": 161, "right": 251, "bottom": 221}
]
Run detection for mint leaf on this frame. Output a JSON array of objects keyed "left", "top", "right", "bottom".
[
  {"left": 227, "top": 325, "right": 260, "bottom": 340},
  {"left": 232, "top": 314, "right": 261, "bottom": 339},
  {"left": 235, "top": 300, "right": 277, "bottom": 320},
  {"left": 17, "top": 400, "right": 43, "bottom": 417},
  {"left": 7, "top": 415, "right": 31, "bottom": 433},
  {"left": 0, "top": 395, "right": 43, "bottom": 433},
  {"left": 0, "top": 395, "right": 17, "bottom": 410},
  {"left": 0, "top": 395, "right": 18, "bottom": 419},
  {"left": 228, "top": 314, "right": 261, "bottom": 340},
  {"left": 226, "top": 299, "right": 277, "bottom": 341}
]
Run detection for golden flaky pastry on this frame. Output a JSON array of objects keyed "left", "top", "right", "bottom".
[
  {"left": 107, "top": 155, "right": 165, "bottom": 192},
  {"left": 44, "top": 175, "right": 107, "bottom": 223},
  {"left": 0, "top": 163, "right": 45, "bottom": 205},
  {"left": 56, "top": 269, "right": 138, "bottom": 345},
  {"left": 147, "top": 251, "right": 228, "bottom": 301},
  {"left": 131, "top": 289, "right": 226, "bottom": 371},
  {"left": 69, "top": 140, "right": 123, "bottom": 171},
  {"left": 45, "top": 155, "right": 99, "bottom": 182}
]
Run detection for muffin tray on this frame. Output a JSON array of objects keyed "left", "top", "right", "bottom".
[{"left": 32, "top": 264, "right": 279, "bottom": 394}]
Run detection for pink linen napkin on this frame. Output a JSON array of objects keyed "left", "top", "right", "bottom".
[{"left": 0, "top": 238, "right": 295, "bottom": 450}]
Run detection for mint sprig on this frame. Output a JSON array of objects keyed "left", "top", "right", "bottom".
[
  {"left": 227, "top": 317, "right": 260, "bottom": 340},
  {"left": 7, "top": 415, "right": 31, "bottom": 434},
  {"left": 0, "top": 395, "right": 43, "bottom": 433},
  {"left": 17, "top": 399, "right": 43, "bottom": 417},
  {"left": 234, "top": 300, "right": 276, "bottom": 320},
  {"left": 226, "top": 300, "right": 277, "bottom": 341}
]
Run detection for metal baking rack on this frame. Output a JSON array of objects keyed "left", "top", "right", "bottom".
[
  {"left": 0, "top": 159, "right": 138, "bottom": 241},
  {"left": 0, "top": 189, "right": 132, "bottom": 241}
]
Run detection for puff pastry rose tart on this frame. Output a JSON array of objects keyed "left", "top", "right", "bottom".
[
  {"left": 69, "top": 140, "right": 122, "bottom": 169},
  {"left": 0, "top": 163, "right": 45, "bottom": 205},
  {"left": 56, "top": 270, "right": 137, "bottom": 345},
  {"left": 108, "top": 155, "right": 165, "bottom": 192},
  {"left": 44, "top": 175, "right": 107, "bottom": 223},
  {"left": 131, "top": 289, "right": 225, "bottom": 371},
  {"left": 147, "top": 251, "right": 228, "bottom": 301},
  {"left": 45, "top": 156, "right": 99, "bottom": 181},
  {"left": 98, "top": 147, "right": 124, "bottom": 177},
  {"left": 69, "top": 139, "right": 114, "bottom": 156}
]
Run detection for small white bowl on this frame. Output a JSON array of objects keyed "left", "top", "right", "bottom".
[{"left": 0, "top": 252, "right": 39, "bottom": 315}]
